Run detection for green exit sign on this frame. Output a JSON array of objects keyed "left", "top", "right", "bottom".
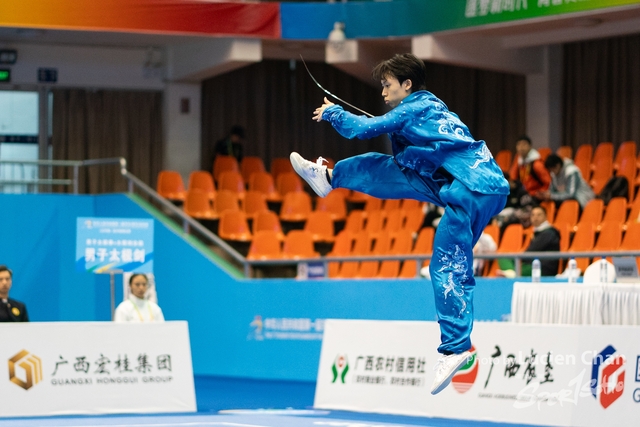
[{"left": 0, "top": 69, "right": 10, "bottom": 83}]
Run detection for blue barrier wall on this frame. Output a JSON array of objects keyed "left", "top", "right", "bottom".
[{"left": 0, "top": 193, "right": 517, "bottom": 381}]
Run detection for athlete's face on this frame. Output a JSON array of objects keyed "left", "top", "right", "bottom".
[
  {"left": 381, "top": 75, "right": 412, "bottom": 108},
  {"left": 130, "top": 275, "right": 148, "bottom": 299}
]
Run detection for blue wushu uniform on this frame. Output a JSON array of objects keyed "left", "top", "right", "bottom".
[{"left": 323, "top": 90, "right": 509, "bottom": 354}]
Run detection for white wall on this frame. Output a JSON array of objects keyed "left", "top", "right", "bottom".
[
  {"left": 163, "top": 83, "right": 201, "bottom": 182},
  {"left": 0, "top": 42, "right": 164, "bottom": 89},
  {"left": 0, "top": 42, "right": 204, "bottom": 181}
]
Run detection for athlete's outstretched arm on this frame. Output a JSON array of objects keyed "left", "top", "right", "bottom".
[{"left": 318, "top": 100, "right": 407, "bottom": 140}]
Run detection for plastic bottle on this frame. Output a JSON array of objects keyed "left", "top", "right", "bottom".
[
  {"left": 567, "top": 258, "right": 578, "bottom": 283},
  {"left": 531, "top": 259, "right": 541, "bottom": 283},
  {"left": 599, "top": 258, "right": 608, "bottom": 283}
]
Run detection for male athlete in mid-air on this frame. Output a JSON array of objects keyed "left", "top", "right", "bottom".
[{"left": 291, "top": 53, "right": 508, "bottom": 394}]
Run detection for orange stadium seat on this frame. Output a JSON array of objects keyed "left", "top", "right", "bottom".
[
  {"left": 556, "top": 146, "right": 573, "bottom": 160},
  {"left": 589, "top": 156, "right": 613, "bottom": 196},
  {"left": 315, "top": 191, "right": 347, "bottom": 222},
  {"left": 402, "top": 207, "right": 426, "bottom": 235},
  {"left": 401, "top": 199, "right": 422, "bottom": 210},
  {"left": 218, "top": 210, "right": 253, "bottom": 243},
  {"left": 327, "top": 230, "right": 355, "bottom": 278},
  {"left": 242, "top": 191, "right": 268, "bottom": 218},
  {"left": 213, "top": 155, "right": 240, "bottom": 183},
  {"left": 363, "top": 210, "right": 385, "bottom": 236},
  {"left": 157, "top": 170, "right": 186, "bottom": 202},
  {"left": 494, "top": 150, "right": 512, "bottom": 173},
  {"left": 282, "top": 230, "right": 319, "bottom": 259},
  {"left": 383, "top": 199, "right": 401, "bottom": 211},
  {"left": 613, "top": 141, "right": 637, "bottom": 171},
  {"left": 188, "top": 171, "right": 216, "bottom": 201},
  {"left": 247, "top": 230, "right": 282, "bottom": 260},
  {"left": 553, "top": 200, "right": 580, "bottom": 232},
  {"left": 486, "top": 223, "right": 524, "bottom": 277},
  {"left": 574, "top": 199, "right": 604, "bottom": 232},
  {"left": 337, "top": 232, "right": 373, "bottom": 279},
  {"left": 625, "top": 196, "right": 640, "bottom": 230},
  {"left": 567, "top": 222, "right": 596, "bottom": 273},
  {"left": 377, "top": 229, "right": 414, "bottom": 278},
  {"left": 276, "top": 172, "right": 303, "bottom": 196},
  {"left": 593, "top": 220, "right": 623, "bottom": 262},
  {"left": 616, "top": 155, "right": 637, "bottom": 201},
  {"left": 252, "top": 210, "right": 285, "bottom": 241},
  {"left": 600, "top": 197, "right": 627, "bottom": 228},
  {"left": 344, "top": 210, "right": 366, "bottom": 234},
  {"left": 573, "top": 144, "right": 593, "bottom": 181},
  {"left": 347, "top": 190, "right": 371, "bottom": 205},
  {"left": 537, "top": 147, "right": 552, "bottom": 162},
  {"left": 183, "top": 189, "right": 215, "bottom": 220},
  {"left": 357, "top": 231, "right": 392, "bottom": 278},
  {"left": 399, "top": 226, "right": 434, "bottom": 279},
  {"left": 279, "top": 191, "right": 312, "bottom": 222},
  {"left": 383, "top": 209, "right": 404, "bottom": 234},
  {"left": 304, "top": 211, "right": 335, "bottom": 244},
  {"left": 249, "top": 171, "right": 282, "bottom": 203},
  {"left": 211, "top": 189, "right": 240, "bottom": 219},
  {"left": 270, "top": 157, "right": 294, "bottom": 181},
  {"left": 218, "top": 171, "right": 246, "bottom": 200},
  {"left": 240, "top": 156, "right": 266, "bottom": 185},
  {"left": 619, "top": 222, "right": 640, "bottom": 272}
]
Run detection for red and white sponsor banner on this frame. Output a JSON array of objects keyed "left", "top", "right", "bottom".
[
  {"left": 0, "top": 321, "right": 196, "bottom": 417},
  {"left": 315, "top": 320, "right": 640, "bottom": 427}
]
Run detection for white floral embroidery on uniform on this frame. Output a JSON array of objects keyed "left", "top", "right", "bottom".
[
  {"left": 436, "top": 111, "right": 474, "bottom": 142},
  {"left": 437, "top": 244, "right": 469, "bottom": 316},
  {"left": 470, "top": 144, "right": 493, "bottom": 169}
]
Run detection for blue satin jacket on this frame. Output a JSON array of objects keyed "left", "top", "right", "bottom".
[{"left": 322, "top": 90, "right": 509, "bottom": 196}]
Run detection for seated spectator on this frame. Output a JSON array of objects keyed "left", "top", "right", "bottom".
[
  {"left": 509, "top": 136, "right": 551, "bottom": 197},
  {"left": 497, "top": 206, "right": 560, "bottom": 278},
  {"left": 0, "top": 265, "right": 29, "bottom": 322},
  {"left": 213, "top": 125, "right": 245, "bottom": 165},
  {"left": 538, "top": 154, "right": 594, "bottom": 209},
  {"left": 492, "top": 173, "right": 537, "bottom": 232},
  {"left": 114, "top": 273, "right": 164, "bottom": 323}
]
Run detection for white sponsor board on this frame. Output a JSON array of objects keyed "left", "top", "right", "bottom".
[
  {"left": 0, "top": 321, "right": 196, "bottom": 417},
  {"left": 315, "top": 320, "right": 640, "bottom": 427}
]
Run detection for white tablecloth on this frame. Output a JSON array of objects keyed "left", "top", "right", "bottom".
[{"left": 511, "top": 281, "right": 640, "bottom": 325}]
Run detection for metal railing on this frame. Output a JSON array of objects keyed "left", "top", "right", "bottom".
[{"left": 2, "top": 157, "right": 640, "bottom": 279}]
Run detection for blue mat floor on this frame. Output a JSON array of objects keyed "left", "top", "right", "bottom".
[{"left": 0, "top": 375, "right": 557, "bottom": 427}]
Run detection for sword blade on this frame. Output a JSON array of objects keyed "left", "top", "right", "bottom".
[{"left": 300, "top": 55, "right": 374, "bottom": 118}]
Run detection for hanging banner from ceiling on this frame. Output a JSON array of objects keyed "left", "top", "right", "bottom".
[{"left": 0, "top": 0, "right": 280, "bottom": 38}]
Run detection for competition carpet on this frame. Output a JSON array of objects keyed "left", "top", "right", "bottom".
[{"left": 0, "top": 376, "right": 556, "bottom": 427}]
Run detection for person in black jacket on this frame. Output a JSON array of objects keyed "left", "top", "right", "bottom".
[
  {"left": 0, "top": 265, "right": 29, "bottom": 322},
  {"left": 497, "top": 206, "right": 560, "bottom": 277}
]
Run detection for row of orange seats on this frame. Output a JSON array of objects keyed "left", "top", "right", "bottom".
[
  {"left": 483, "top": 218, "right": 640, "bottom": 277},
  {"left": 248, "top": 227, "right": 436, "bottom": 280},
  {"left": 157, "top": 169, "right": 305, "bottom": 204},
  {"left": 540, "top": 196, "right": 640, "bottom": 234},
  {"left": 494, "top": 141, "right": 639, "bottom": 200},
  {"left": 217, "top": 205, "right": 426, "bottom": 246}
]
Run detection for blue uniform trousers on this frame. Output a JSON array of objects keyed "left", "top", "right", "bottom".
[{"left": 333, "top": 152, "right": 506, "bottom": 354}]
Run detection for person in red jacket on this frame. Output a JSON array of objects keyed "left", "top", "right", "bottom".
[{"left": 508, "top": 136, "right": 551, "bottom": 197}]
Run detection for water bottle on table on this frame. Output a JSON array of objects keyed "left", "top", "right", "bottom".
[
  {"left": 567, "top": 258, "right": 578, "bottom": 283},
  {"left": 531, "top": 259, "right": 541, "bottom": 283}
]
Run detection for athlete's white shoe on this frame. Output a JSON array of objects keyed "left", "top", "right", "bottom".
[
  {"left": 430, "top": 351, "right": 472, "bottom": 395},
  {"left": 289, "top": 152, "right": 332, "bottom": 197}
]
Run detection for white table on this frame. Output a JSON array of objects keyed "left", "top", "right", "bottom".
[{"left": 511, "top": 281, "right": 640, "bottom": 325}]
